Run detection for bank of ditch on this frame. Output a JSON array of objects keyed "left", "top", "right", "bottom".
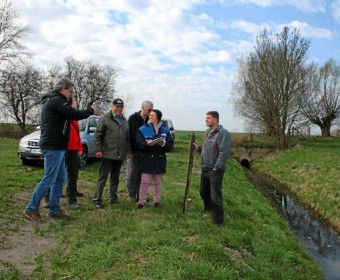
[{"left": 251, "top": 137, "right": 340, "bottom": 235}]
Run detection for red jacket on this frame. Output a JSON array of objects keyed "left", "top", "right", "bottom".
[{"left": 68, "top": 120, "right": 82, "bottom": 152}]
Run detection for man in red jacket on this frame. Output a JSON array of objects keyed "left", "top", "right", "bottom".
[{"left": 66, "top": 98, "right": 84, "bottom": 209}]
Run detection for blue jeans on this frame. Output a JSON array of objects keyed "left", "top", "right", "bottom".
[{"left": 26, "top": 149, "right": 66, "bottom": 214}]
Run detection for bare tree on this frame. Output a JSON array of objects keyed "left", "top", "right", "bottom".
[
  {"left": 233, "top": 27, "right": 310, "bottom": 149},
  {"left": 0, "top": 0, "right": 30, "bottom": 66},
  {"left": 302, "top": 59, "right": 340, "bottom": 136},
  {"left": 0, "top": 64, "right": 44, "bottom": 132},
  {"left": 64, "top": 56, "right": 117, "bottom": 111},
  {"left": 44, "top": 65, "right": 63, "bottom": 91}
]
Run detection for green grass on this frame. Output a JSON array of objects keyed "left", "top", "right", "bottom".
[
  {"left": 0, "top": 133, "right": 322, "bottom": 279},
  {"left": 252, "top": 136, "right": 340, "bottom": 233}
]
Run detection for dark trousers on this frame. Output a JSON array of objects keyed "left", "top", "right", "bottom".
[
  {"left": 93, "top": 158, "right": 123, "bottom": 204},
  {"left": 199, "top": 169, "right": 225, "bottom": 225},
  {"left": 126, "top": 152, "right": 142, "bottom": 199},
  {"left": 65, "top": 150, "right": 80, "bottom": 204}
]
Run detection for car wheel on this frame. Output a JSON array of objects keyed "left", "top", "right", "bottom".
[
  {"left": 79, "top": 146, "right": 88, "bottom": 168},
  {"left": 21, "top": 158, "right": 29, "bottom": 165}
]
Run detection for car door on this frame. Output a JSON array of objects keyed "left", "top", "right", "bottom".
[{"left": 86, "top": 117, "right": 98, "bottom": 157}]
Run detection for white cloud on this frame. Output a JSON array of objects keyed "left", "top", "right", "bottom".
[
  {"left": 229, "top": 19, "right": 332, "bottom": 40},
  {"left": 230, "top": 19, "right": 269, "bottom": 35},
  {"left": 220, "top": 0, "right": 326, "bottom": 12},
  {"left": 285, "top": 0, "right": 326, "bottom": 12},
  {"left": 278, "top": 20, "right": 333, "bottom": 39},
  {"left": 333, "top": 0, "right": 340, "bottom": 21}
]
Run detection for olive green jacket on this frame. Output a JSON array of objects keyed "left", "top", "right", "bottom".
[{"left": 95, "top": 111, "right": 131, "bottom": 161}]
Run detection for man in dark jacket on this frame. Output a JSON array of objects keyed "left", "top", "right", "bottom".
[
  {"left": 23, "top": 77, "right": 99, "bottom": 223},
  {"left": 193, "top": 111, "right": 231, "bottom": 226},
  {"left": 126, "top": 100, "right": 153, "bottom": 200},
  {"left": 92, "top": 98, "right": 131, "bottom": 208}
]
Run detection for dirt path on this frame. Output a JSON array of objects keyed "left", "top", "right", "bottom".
[
  {"left": 0, "top": 191, "right": 59, "bottom": 277},
  {"left": 0, "top": 179, "right": 119, "bottom": 277},
  {"left": 0, "top": 222, "right": 58, "bottom": 276}
]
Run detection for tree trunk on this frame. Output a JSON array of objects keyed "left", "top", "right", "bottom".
[
  {"left": 316, "top": 121, "right": 331, "bottom": 137},
  {"left": 320, "top": 126, "right": 331, "bottom": 137},
  {"left": 19, "top": 123, "right": 26, "bottom": 133}
]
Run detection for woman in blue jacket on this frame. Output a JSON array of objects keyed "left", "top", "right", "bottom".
[{"left": 136, "top": 109, "right": 174, "bottom": 208}]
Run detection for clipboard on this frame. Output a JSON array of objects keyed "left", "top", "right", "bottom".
[{"left": 149, "top": 138, "right": 164, "bottom": 146}]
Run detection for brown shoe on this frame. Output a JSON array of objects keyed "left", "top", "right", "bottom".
[
  {"left": 23, "top": 210, "right": 45, "bottom": 223},
  {"left": 48, "top": 210, "right": 72, "bottom": 220}
]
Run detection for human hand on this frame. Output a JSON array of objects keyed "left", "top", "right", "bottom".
[
  {"left": 91, "top": 106, "right": 101, "bottom": 116},
  {"left": 146, "top": 140, "right": 153, "bottom": 146},
  {"left": 72, "top": 100, "right": 78, "bottom": 109},
  {"left": 158, "top": 139, "right": 166, "bottom": 146},
  {"left": 95, "top": 151, "right": 102, "bottom": 158},
  {"left": 192, "top": 143, "right": 199, "bottom": 151},
  {"left": 78, "top": 150, "right": 83, "bottom": 156}
]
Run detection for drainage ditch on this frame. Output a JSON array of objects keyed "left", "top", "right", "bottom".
[{"left": 242, "top": 163, "right": 340, "bottom": 280}]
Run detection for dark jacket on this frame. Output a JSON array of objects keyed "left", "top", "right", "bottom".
[
  {"left": 39, "top": 90, "right": 94, "bottom": 150},
  {"left": 128, "top": 111, "right": 149, "bottom": 153},
  {"left": 136, "top": 122, "right": 174, "bottom": 174},
  {"left": 95, "top": 111, "right": 131, "bottom": 160},
  {"left": 198, "top": 125, "right": 231, "bottom": 171}
]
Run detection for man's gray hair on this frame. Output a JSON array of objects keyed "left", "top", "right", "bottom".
[
  {"left": 53, "top": 77, "right": 75, "bottom": 91},
  {"left": 141, "top": 100, "right": 153, "bottom": 108}
]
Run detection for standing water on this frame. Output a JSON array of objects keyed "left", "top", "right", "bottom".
[{"left": 245, "top": 168, "right": 340, "bottom": 280}]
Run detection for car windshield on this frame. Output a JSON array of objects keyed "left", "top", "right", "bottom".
[{"left": 161, "top": 120, "right": 168, "bottom": 128}]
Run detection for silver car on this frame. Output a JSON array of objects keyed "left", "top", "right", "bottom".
[
  {"left": 17, "top": 115, "right": 100, "bottom": 167},
  {"left": 161, "top": 119, "right": 175, "bottom": 141}
]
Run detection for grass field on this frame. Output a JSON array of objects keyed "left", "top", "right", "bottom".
[
  {"left": 252, "top": 136, "right": 340, "bottom": 234},
  {"left": 0, "top": 132, "right": 322, "bottom": 279}
]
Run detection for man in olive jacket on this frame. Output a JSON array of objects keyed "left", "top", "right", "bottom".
[{"left": 93, "top": 98, "right": 131, "bottom": 208}]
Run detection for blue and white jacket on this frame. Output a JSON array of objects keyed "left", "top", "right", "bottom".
[{"left": 136, "top": 122, "right": 174, "bottom": 174}]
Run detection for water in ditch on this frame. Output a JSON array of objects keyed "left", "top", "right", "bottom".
[{"left": 245, "top": 168, "right": 340, "bottom": 280}]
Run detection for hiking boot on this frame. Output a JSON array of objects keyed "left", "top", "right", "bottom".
[
  {"left": 213, "top": 222, "right": 224, "bottom": 227},
  {"left": 94, "top": 203, "right": 104, "bottom": 209},
  {"left": 154, "top": 202, "right": 160, "bottom": 208},
  {"left": 23, "top": 210, "right": 45, "bottom": 223},
  {"left": 69, "top": 203, "right": 79, "bottom": 210},
  {"left": 128, "top": 196, "right": 137, "bottom": 202},
  {"left": 109, "top": 199, "right": 119, "bottom": 205},
  {"left": 48, "top": 210, "right": 72, "bottom": 220},
  {"left": 137, "top": 204, "right": 144, "bottom": 209},
  {"left": 76, "top": 192, "right": 84, "bottom": 197}
]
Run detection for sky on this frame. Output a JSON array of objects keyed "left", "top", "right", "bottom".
[{"left": 13, "top": 0, "right": 340, "bottom": 132}]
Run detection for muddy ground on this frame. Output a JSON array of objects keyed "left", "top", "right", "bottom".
[
  {"left": 0, "top": 179, "right": 126, "bottom": 277},
  {"left": 0, "top": 182, "right": 95, "bottom": 277}
]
